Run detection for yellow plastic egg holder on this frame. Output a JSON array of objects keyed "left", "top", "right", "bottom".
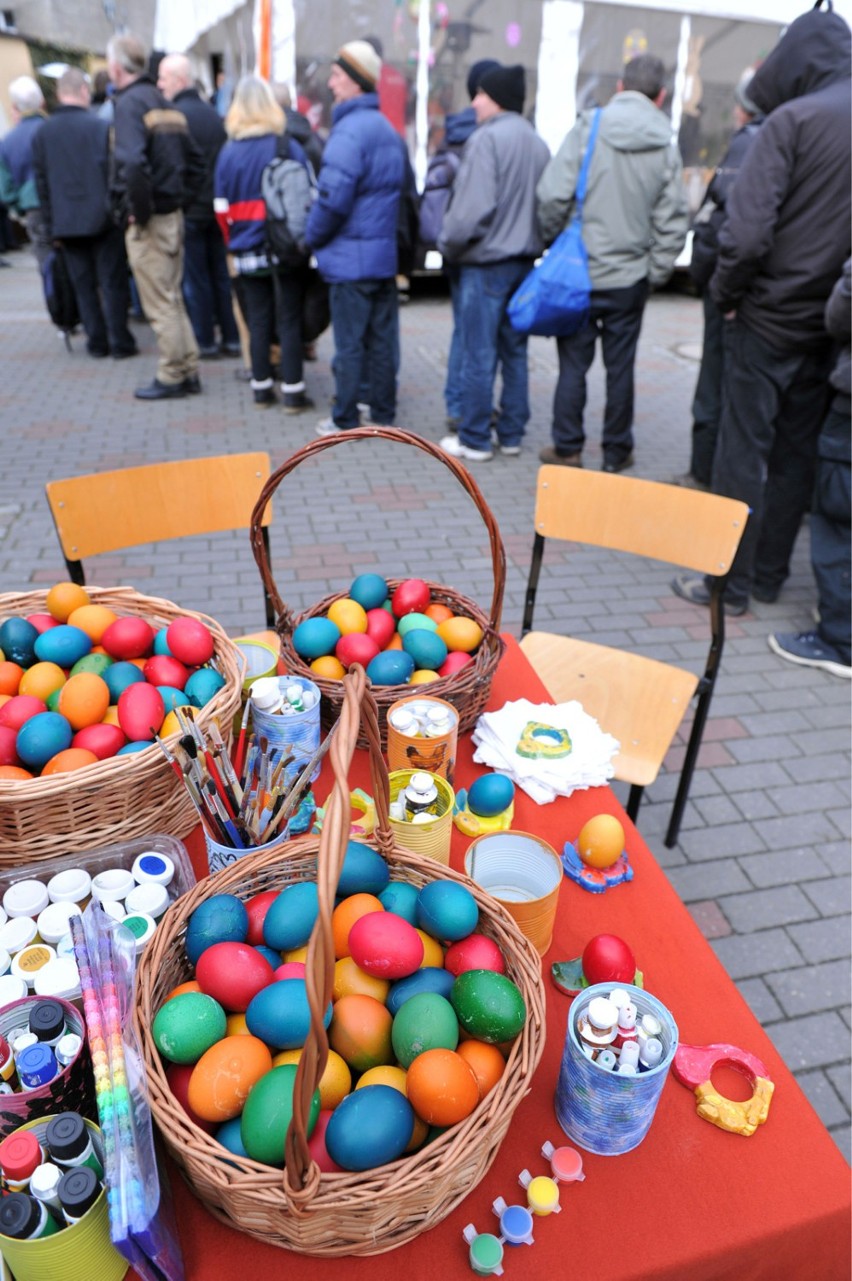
[{"left": 453, "top": 797, "right": 515, "bottom": 837}]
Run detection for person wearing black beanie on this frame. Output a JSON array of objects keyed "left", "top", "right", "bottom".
[
  {"left": 466, "top": 58, "right": 500, "bottom": 102},
  {"left": 478, "top": 64, "right": 526, "bottom": 115}
]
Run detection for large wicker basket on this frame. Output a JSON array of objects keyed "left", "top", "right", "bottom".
[
  {"left": 134, "top": 667, "right": 546, "bottom": 1256},
  {"left": 0, "top": 587, "right": 244, "bottom": 863},
  {"left": 249, "top": 427, "right": 506, "bottom": 748}
]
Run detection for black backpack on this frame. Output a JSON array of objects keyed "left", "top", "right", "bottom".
[{"left": 261, "top": 135, "right": 317, "bottom": 267}]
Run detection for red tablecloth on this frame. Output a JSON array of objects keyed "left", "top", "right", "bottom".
[{"left": 138, "top": 639, "right": 851, "bottom": 1281}]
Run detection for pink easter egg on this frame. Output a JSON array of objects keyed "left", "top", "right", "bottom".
[{"left": 348, "top": 911, "right": 424, "bottom": 980}]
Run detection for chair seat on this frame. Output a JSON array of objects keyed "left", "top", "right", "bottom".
[{"left": 520, "top": 631, "right": 700, "bottom": 787}]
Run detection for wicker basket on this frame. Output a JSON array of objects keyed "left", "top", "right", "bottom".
[
  {"left": 134, "top": 667, "right": 546, "bottom": 1256},
  {"left": 0, "top": 587, "right": 244, "bottom": 863},
  {"left": 249, "top": 427, "right": 506, "bottom": 748}
]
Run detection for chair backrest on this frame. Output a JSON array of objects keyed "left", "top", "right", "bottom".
[{"left": 534, "top": 466, "right": 748, "bottom": 577}]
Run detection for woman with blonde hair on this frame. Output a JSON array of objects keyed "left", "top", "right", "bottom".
[{"left": 214, "top": 74, "right": 313, "bottom": 410}]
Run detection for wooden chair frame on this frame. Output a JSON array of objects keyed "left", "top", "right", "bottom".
[
  {"left": 45, "top": 453, "right": 275, "bottom": 627},
  {"left": 520, "top": 467, "right": 749, "bottom": 847}
]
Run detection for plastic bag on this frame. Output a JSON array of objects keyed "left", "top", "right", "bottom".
[{"left": 507, "top": 219, "right": 591, "bottom": 337}]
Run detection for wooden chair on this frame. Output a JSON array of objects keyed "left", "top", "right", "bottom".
[
  {"left": 520, "top": 467, "right": 749, "bottom": 847},
  {"left": 45, "top": 453, "right": 275, "bottom": 627}
]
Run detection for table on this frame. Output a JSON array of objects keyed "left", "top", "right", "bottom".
[{"left": 137, "top": 639, "right": 851, "bottom": 1281}]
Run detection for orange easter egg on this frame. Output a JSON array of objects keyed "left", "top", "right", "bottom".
[
  {"left": 19, "top": 662, "right": 65, "bottom": 702},
  {"left": 331, "top": 893, "right": 384, "bottom": 959},
  {"left": 436, "top": 616, "right": 483, "bottom": 654},
  {"left": 164, "top": 980, "right": 202, "bottom": 1004},
  {"left": 424, "top": 603, "right": 454, "bottom": 624},
  {"left": 188, "top": 1035, "right": 273, "bottom": 1122},
  {"left": 67, "top": 603, "right": 119, "bottom": 642},
  {"left": 0, "top": 765, "right": 33, "bottom": 780},
  {"left": 333, "top": 956, "right": 390, "bottom": 1003},
  {"left": 416, "top": 929, "right": 444, "bottom": 969},
  {"left": 45, "top": 581, "right": 90, "bottom": 622},
  {"left": 102, "top": 706, "right": 121, "bottom": 728},
  {"left": 406, "top": 1048, "right": 480, "bottom": 1126},
  {"left": 328, "top": 994, "right": 393, "bottom": 1072},
  {"left": 384, "top": 633, "right": 403, "bottom": 651},
  {"left": 0, "top": 662, "right": 23, "bottom": 697},
  {"left": 456, "top": 1040, "right": 506, "bottom": 1099},
  {"left": 310, "top": 654, "right": 346, "bottom": 680},
  {"left": 41, "top": 747, "right": 99, "bottom": 775},
  {"left": 577, "top": 814, "right": 625, "bottom": 869},
  {"left": 59, "top": 672, "right": 111, "bottom": 730}
]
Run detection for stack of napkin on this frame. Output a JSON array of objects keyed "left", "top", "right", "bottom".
[{"left": 471, "top": 699, "right": 620, "bottom": 804}]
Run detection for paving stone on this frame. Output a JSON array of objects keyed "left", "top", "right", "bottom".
[
  {"left": 678, "top": 822, "right": 768, "bottom": 861},
  {"left": 692, "top": 794, "right": 745, "bottom": 827},
  {"left": 802, "top": 876, "right": 852, "bottom": 918},
  {"left": 766, "top": 960, "right": 852, "bottom": 1017},
  {"left": 735, "top": 977, "right": 784, "bottom": 1024},
  {"left": 711, "top": 929, "right": 804, "bottom": 979},
  {"left": 765, "top": 780, "right": 850, "bottom": 817},
  {"left": 827, "top": 1065, "right": 852, "bottom": 1111},
  {"left": 829, "top": 1124, "right": 852, "bottom": 1164},
  {"left": 719, "top": 885, "right": 819, "bottom": 932},
  {"left": 787, "top": 917, "right": 852, "bottom": 964},
  {"left": 731, "top": 790, "right": 781, "bottom": 822},
  {"left": 688, "top": 899, "right": 732, "bottom": 938},
  {"left": 794, "top": 1070, "right": 851, "bottom": 1128},
  {"left": 738, "top": 848, "right": 831, "bottom": 889},
  {"left": 764, "top": 1011, "right": 851, "bottom": 1071},
  {"left": 667, "top": 860, "right": 752, "bottom": 901}
]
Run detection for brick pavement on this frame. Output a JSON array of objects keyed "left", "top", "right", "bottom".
[{"left": 0, "top": 250, "right": 849, "bottom": 1158}]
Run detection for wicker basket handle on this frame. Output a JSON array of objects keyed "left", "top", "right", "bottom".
[
  {"left": 283, "top": 664, "right": 392, "bottom": 1206},
  {"left": 249, "top": 427, "right": 506, "bottom": 631}
]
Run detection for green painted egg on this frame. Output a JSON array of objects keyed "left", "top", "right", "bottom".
[
  {"left": 397, "top": 613, "right": 437, "bottom": 637},
  {"left": 450, "top": 970, "right": 526, "bottom": 1044},
  {"left": 152, "top": 992, "right": 227, "bottom": 1064},
  {"left": 240, "top": 1064, "right": 321, "bottom": 1165},
  {"left": 391, "top": 992, "right": 459, "bottom": 1068},
  {"left": 70, "top": 652, "right": 114, "bottom": 677}
]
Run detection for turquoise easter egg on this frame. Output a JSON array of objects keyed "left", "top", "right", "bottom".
[
  {"left": 186, "top": 894, "right": 249, "bottom": 965},
  {"left": 292, "top": 617, "right": 341, "bottom": 661},
  {"left": 33, "top": 624, "right": 91, "bottom": 668},
  {"left": 70, "top": 652, "right": 113, "bottom": 677},
  {"left": 391, "top": 992, "right": 459, "bottom": 1067},
  {"left": 366, "top": 650, "right": 415, "bottom": 686},
  {"left": 401, "top": 629, "right": 448, "bottom": 671},
  {"left": 246, "top": 978, "right": 332, "bottom": 1049},
  {"left": 263, "top": 882, "right": 319, "bottom": 951},
  {"left": 378, "top": 881, "right": 420, "bottom": 925},
  {"left": 241, "top": 1065, "right": 321, "bottom": 1165},
  {"left": 467, "top": 773, "right": 515, "bottom": 818},
  {"left": 185, "top": 667, "right": 226, "bottom": 707},
  {"left": 153, "top": 992, "right": 227, "bottom": 1064},
  {"left": 0, "top": 618, "right": 38, "bottom": 666},
  {"left": 216, "top": 1116, "right": 249, "bottom": 1158},
  {"left": 157, "top": 686, "right": 188, "bottom": 714},
  {"left": 338, "top": 841, "right": 390, "bottom": 897},
  {"left": 349, "top": 573, "right": 389, "bottom": 612},
  {"left": 417, "top": 880, "right": 479, "bottom": 942},
  {"left": 387, "top": 966, "right": 456, "bottom": 1017},
  {"left": 118, "top": 741, "right": 149, "bottom": 754},
  {"left": 325, "top": 1085, "right": 414, "bottom": 1171},
  {"left": 450, "top": 970, "right": 527, "bottom": 1043},
  {"left": 103, "top": 661, "right": 146, "bottom": 702},
  {"left": 153, "top": 628, "right": 174, "bottom": 656},
  {"left": 16, "top": 712, "right": 73, "bottom": 769},
  {"left": 397, "top": 613, "right": 437, "bottom": 638}
]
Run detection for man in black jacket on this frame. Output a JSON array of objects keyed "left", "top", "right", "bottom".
[
  {"left": 157, "top": 53, "right": 239, "bottom": 359},
  {"left": 107, "top": 33, "right": 205, "bottom": 400},
  {"left": 32, "top": 67, "right": 137, "bottom": 359},
  {"left": 673, "top": 0, "right": 851, "bottom": 614}
]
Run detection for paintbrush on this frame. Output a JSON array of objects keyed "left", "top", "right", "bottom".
[
  {"left": 257, "top": 724, "right": 337, "bottom": 844},
  {"left": 204, "top": 779, "right": 246, "bottom": 848},
  {"left": 233, "top": 699, "right": 251, "bottom": 777},
  {"left": 208, "top": 721, "right": 244, "bottom": 804}
]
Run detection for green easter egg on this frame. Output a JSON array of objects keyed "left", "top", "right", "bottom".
[
  {"left": 397, "top": 613, "right": 437, "bottom": 638},
  {"left": 391, "top": 992, "right": 459, "bottom": 1068},
  {"left": 450, "top": 970, "right": 526, "bottom": 1044},
  {"left": 70, "top": 652, "right": 114, "bottom": 677},
  {"left": 152, "top": 992, "right": 227, "bottom": 1064},
  {"left": 241, "top": 1065, "right": 320, "bottom": 1165}
]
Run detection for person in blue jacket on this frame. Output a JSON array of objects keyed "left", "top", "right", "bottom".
[{"left": 306, "top": 40, "right": 405, "bottom": 434}]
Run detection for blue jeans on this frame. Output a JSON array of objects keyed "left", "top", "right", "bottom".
[
  {"left": 457, "top": 258, "right": 533, "bottom": 450},
  {"left": 183, "top": 218, "right": 239, "bottom": 350},
  {"left": 330, "top": 279, "right": 398, "bottom": 428}
]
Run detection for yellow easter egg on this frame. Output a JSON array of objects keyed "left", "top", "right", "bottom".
[
  {"left": 436, "top": 616, "right": 484, "bottom": 654},
  {"left": 310, "top": 654, "right": 346, "bottom": 680},
  {"left": 284, "top": 945, "right": 309, "bottom": 964},
  {"left": 577, "top": 814, "right": 625, "bottom": 869},
  {"left": 67, "top": 603, "right": 119, "bottom": 642},
  {"left": 272, "top": 1047, "right": 352, "bottom": 1110},
  {"left": 161, "top": 707, "right": 194, "bottom": 737},
  {"left": 102, "top": 706, "right": 121, "bottom": 727},
  {"left": 409, "top": 670, "right": 441, "bottom": 685},
  {"left": 45, "top": 581, "right": 90, "bottom": 622},
  {"left": 19, "top": 661, "right": 66, "bottom": 702},
  {"left": 327, "top": 598, "right": 368, "bottom": 635},
  {"left": 416, "top": 928, "right": 444, "bottom": 968},
  {"left": 226, "top": 1012, "right": 251, "bottom": 1036},
  {"left": 333, "top": 955, "right": 390, "bottom": 1003}
]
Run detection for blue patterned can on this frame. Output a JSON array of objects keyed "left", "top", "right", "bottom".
[
  {"left": 555, "top": 983, "right": 678, "bottom": 1156},
  {"left": 249, "top": 675, "right": 321, "bottom": 783}
]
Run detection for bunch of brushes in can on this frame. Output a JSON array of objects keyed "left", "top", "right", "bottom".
[{"left": 153, "top": 708, "right": 335, "bottom": 849}]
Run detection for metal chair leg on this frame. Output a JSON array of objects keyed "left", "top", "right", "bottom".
[{"left": 626, "top": 784, "right": 643, "bottom": 822}]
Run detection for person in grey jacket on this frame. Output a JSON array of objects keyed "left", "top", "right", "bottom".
[
  {"left": 438, "top": 64, "right": 550, "bottom": 461},
  {"left": 536, "top": 53, "right": 687, "bottom": 471}
]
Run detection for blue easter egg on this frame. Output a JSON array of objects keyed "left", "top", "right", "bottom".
[
  {"left": 255, "top": 945, "right": 283, "bottom": 968},
  {"left": 216, "top": 1116, "right": 249, "bottom": 1158},
  {"left": 366, "top": 650, "right": 415, "bottom": 686},
  {"left": 103, "top": 661, "right": 146, "bottom": 702},
  {"left": 0, "top": 618, "right": 38, "bottom": 667},
  {"left": 186, "top": 894, "right": 249, "bottom": 965},
  {"left": 325, "top": 1085, "right": 414, "bottom": 1171},
  {"left": 467, "top": 773, "right": 515, "bottom": 818},
  {"left": 292, "top": 617, "right": 341, "bottom": 661},
  {"left": 401, "top": 629, "right": 448, "bottom": 671},
  {"left": 378, "top": 881, "right": 420, "bottom": 925},
  {"left": 246, "top": 978, "right": 332, "bottom": 1049},
  {"left": 349, "top": 574, "right": 389, "bottom": 612},
  {"left": 118, "top": 741, "right": 150, "bottom": 754},
  {"left": 263, "top": 882, "right": 319, "bottom": 952},
  {"left": 417, "top": 880, "right": 479, "bottom": 943},
  {"left": 157, "top": 685, "right": 188, "bottom": 714},
  {"left": 33, "top": 624, "right": 91, "bottom": 668},
  {"left": 185, "top": 667, "right": 226, "bottom": 708},
  {"left": 153, "top": 628, "right": 173, "bottom": 656},
  {"left": 397, "top": 613, "right": 437, "bottom": 637},
  {"left": 387, "top": 966, "right": 456, "bottom": 1017},
  {"left": 338, "top": 841, "right": 390, "bottom": 897},
  {"left": 16, "top": 712, "right": 73, "bottom": 769}
]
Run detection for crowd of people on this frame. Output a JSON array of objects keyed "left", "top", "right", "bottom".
[{"left": 0, "top": 7, "right": 848, "bottom": 678}]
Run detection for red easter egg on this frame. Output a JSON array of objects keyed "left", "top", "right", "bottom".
[
  {"left": 117, "top": 682, "right": 165, "bottom": 740},
  {"left": 444, "top": 934, "right": 507, "bottom": 977},
  {"left": 0, "top": 695, "right": 47, "bottom": 731},
  {"left": 26, "top": 613, "right": 60, "bottom": 634},
  {"left": 348, "top": 911, "right": 424, "bottom": 980},
  {"left": 102, "top": 616, "right": 156, "bottom": 660},
  {"left": 245, "top": 889, "right": 281, "bottom": 946},
  {"left": 165, "top": 1062, "right": 217, "bottom": 1134},
  {"left": 391, "top": 579, "right": 431, "bottom": 617},
  {"left": 307, "top": 1110, "right": 345, "bottom": 1173},
  {"left": 72, "top": 723, "right": 127, "bottom": 759},
  {"left": 196, "top": 941, "right": 276, "bottom": 1012},
  {"left": 437, "top": 651, "right": 475, "bottom": 678},
  {"left": 581, "top": 934, "right": 636, "bottom": 986},
  {"left": 275, "top": 962, "right": 307, "bottom": 980},
  {"left": 143, "top": 654, "right": 190, "bottom": 690},
  {"left": 0, "top": 725, "right": 19, "bottom": 766},
  {"left": 166, "top": 617, "right": 215, "bottom": 666},
  {"left": 365, "top": 608, "right": 396, "bottom": 649},
  {"left": 335, "top": 632, "right": 380, "bottom": 669}
]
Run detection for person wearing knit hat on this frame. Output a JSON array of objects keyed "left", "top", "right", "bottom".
[
  {"left": 477, "top": 64, "right": 526, "bottom": 115},
  {"left": 466, "top": 58, "right": 500, "bottom": 103},
  {"left": 333, "top": 40, "right": 382, "bottom": 94}
]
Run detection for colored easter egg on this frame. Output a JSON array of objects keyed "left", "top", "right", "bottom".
[
  {"left": 160, "top": 708, "right": 194, "bottom": 738},
  {"left": 18, "top": 662, "right": 65, "bottom": 701},
  {"left": 0, "top": 662, "right": 23, "bottom": 696},
  {"left": 0, "top": 618, "right": 38, "bottom": 666},
  {"left": 451, "top": 971, "right": 527, "bottom": 1043},
  {"left": 444, "top": 934, "right": 506, "bottom": 977},
  {"left": 436, "top": 616, "right": 483, "bottom": 653},
  {"left": 391, "top": 992, "right": 459, "bottom": 1068},
  {"left": 410, "top": 670, "right": 441, "bottom": 685},
  {"left": 406, "top": 1049, "right": 480, "bottom": 1126},
  {"left": 0, "top": 765, "right": 32, "bottom": 780},
  {"left": 424, "top": 603, "right": 454, "bottom": 624},
  {"left": 156, "top": 686, "right": 188, "bottom": 715},
  {"left": 577, "top": 814, "right": 625, "bottom": 869},
  {"left": 437, "top": 651, "right": 475, "bottom": 678},
  {"left": 153, "top": 629, "right": 173, "bottom": 656},
  {"left": 16, "top": 712, "right": 73, "bottom": 769},
  {"left": 292, "top": 617, "right": 341, "bottom": 661},
  {"left": 397, "top": 613, "right": 437, "bottom": 638},
  {"left": 46, "top": 689, "right": 63, "bottom": 712},
  {"left": 34, "top": 624, "right": 91, "bottom": 668},
  {"left": 164, "top": 980, "right": 202, "bottom": 1004},
  {"left": 391, "top": 579, "right": 430, "bottom": 617},
  {"left": 143, "top": 654, "right": 189, "bottom": 689},
  {"left": 240, "top": 1064, "right": 321, "bottom": 1166},
  {"left": 0, "top": 694, "right": 48, "bottom": 731},
  {"left": 118, "top": 742, "right": 149, "bottom": 754},
  {"left": 153, "top": 992, "right": 227, "bottom": 1064},
  {"left": 165, "top": 1062, "right": 218, "bottom": 1134},
  {"left": 307, "top": 1110, "right": 344, "bottom": 1173},
  {"left": 417, "top": 881, "right": 479, "bottom": 942},
  {"left": 166, "top": 617, "right": 215, "bottom": 666},
  {"left": 455, "top": 1040, "right": 506, "bottom": 1100},
  {"left": 255, "top": 945, "right": 283, "bottom": 969},
  {"left": 349, "top": 573, "right": 389, "bottom": 611},
  {"left": 246, "top": 978, "right": 332, "bottom": 1049},
  {"left": 274, "top": 961, "right": 305, "bottom": 980},
  {"left": 364, "top": 608, "right": 396, "bottom": 649},
  {"left": 366, "top": 650, "right": 415, "bottom": 686},
  {"left": 387, "top": 966, "right": 456, "bottom": 1017},
  {"left": 378, "top": 880, "right": 419, "bottom": 924},
  {"left": 272, "top": 1048, "right": 352, "bottom": 1111},
  {"left": 45, "top": 582, "right": 90, "bottom": 622},
  {"left": 71, "top": 721, "right": 126, "bottom": 760},
  {"left": 58, "top": 672, "right": 110, "bottom": 730},
  {"left": 327, "top": 597, "right": 368, "bottom": 635},
  {"left": 310, "top": 655, "right": 345, "bottom": 680},
  {"left": 329, "top": 994, "right": 393, "bottom": 1071},
  {"left": 332, "top": 893, "right": 384, "bottom": 958},
  {"left": 196, "top": 941, "right": 276, "bottom": 1012},
  {"left": 415, "top": 928, "right": 445, "bottom": 968},
  {"left": 41, "top": 747, "right": 98, "bottom": 775},
  {"left": 338, "top": 841, "right": 390, "bottom": 897},
  {"left": 186, "top": 894, "right": 249, "bottom": 965},
  {"left": 188, "top": 1035, "right": 273, "bottom": 1122},
  {"left": 263, "top": 882, "right": 319, "bottom": 952},
  {"left": 67, "top": 604, "right": 118, "bottom": 643},
  {"left": 581, "top": 934, "right": 636, "bottom": 986},
  {"left": 348, "top": 911, "right": 424, "bottom": 979},
  {"left": 467, "top": 773, "right": 515, "bottom": 818},
  {"left": 333, "top": 956, "right": 390, "bottom": 1003},
  {"left": 215, "top": 1116, "right": 249, "bottom": 1155},
  {"left": 402, "top": 629, "right": 448, "bottom": 671},
  {"left": 325, "top": 1085, "right": 414, "bottom": 1171},
  {"left": 384, "top": 633, "right": 403, "bottom": 651},
  {"left": 335, "top": 632, "right": 380, "bottom": 669},
  {"left": 102, "top": 616, "right": 155, "bottom": 660},
  {"left": 118, "top": 682, "right": 165, "bottom": 741},
  {"left": 25, "top": 614, "right": 60, "bottom": 635},
  {"left": 103, "top": 661, "right": 146, "bottom": 702},
  {"left": 0, "top": 725, "right": 19, "bottom": 767},
  {"left": 69, "top": 652, "right": 113, "bottom": 678},
  {"left": 245, "top": 889, "right": 280, "bottom": 946},
  {"left": 226, "top": 1012, "right": 250, "bottom": 1037},
  {"left": 185, "top": 667, "right": 226, "bottom": 707}
]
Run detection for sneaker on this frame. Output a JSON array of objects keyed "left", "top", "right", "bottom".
[
  {"left": 134, "top": 378, "right": 187, "bottom": 401},
  {"left": 357, "top": 402, "right": 371, "bottom": 420},
  {"left": 671, "top": 574, "right": 747, "bottom": 617},
  {"left": 498, "top": 443, "right": 522, "bottom": 457},
  {"left": 439, "top": 434, "right": 493, "bottom": 462},
  {"left": 316, "top": 417, "right": 347, "bottom": 437},
  {"left": 539, "top": 445, "right": 582, "bottom": 466},
  {"left": 283, "top": 391, "right": 315, "bottom": 415},
  {"left": 602, "top": 452, "right": 634, "bottom": 474},
  {"left": 671, "top": 472, "right": 710, "bottom": 491},
  {"left": 768, "top": 631, "right": 851, "bottom": 679}
]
